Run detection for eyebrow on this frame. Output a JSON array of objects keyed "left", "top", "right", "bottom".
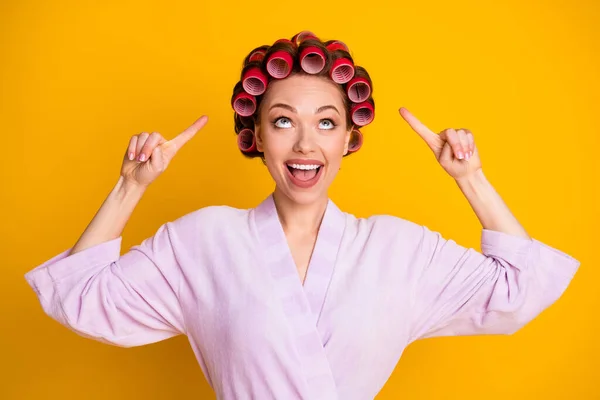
[{"left": 269, "top": 103, "right": 340, "bottom": 115}]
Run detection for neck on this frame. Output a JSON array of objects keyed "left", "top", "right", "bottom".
[{"left": 272, "top": 187, "right": 328, "bottom": 236}]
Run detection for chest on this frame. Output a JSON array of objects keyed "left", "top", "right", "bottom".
[
  {"left": 181, "top": 239, "right": 414, "bottom": 398},
  {"left": 286, "top": 233, "right": 318, "bottom": 284}
]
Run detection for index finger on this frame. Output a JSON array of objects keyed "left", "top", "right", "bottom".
[
  {"left": 168, "top": 115, "right": 209, "bottom": 150},
  {"left": 399, "top": 107, "right": 438, "bottom": 145}
]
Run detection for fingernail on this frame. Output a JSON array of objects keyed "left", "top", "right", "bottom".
[
  {"left": 128, "top": 152, "right": 134, "bottom": 160},
  {"left": 457, "top": 151, "right": 464, "bottom": 159},
  {"left": 465, "top": 152, "right": 470, "bottom": 160},
  {"left": 138, "top": 154, "right": 146, "bottom": 162}
]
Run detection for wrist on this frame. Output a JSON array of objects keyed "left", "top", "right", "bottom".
[
  {"left": 455, "top": 168, "right": 486, "bottom": 190},
  {"left": 115, "top": 176, "right": 147, "bottom": 203}
]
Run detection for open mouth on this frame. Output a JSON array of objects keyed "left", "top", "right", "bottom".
[{"left": 285, "top": 162, "right": 324, "bottom": 188}]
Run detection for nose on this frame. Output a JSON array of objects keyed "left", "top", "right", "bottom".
[{"left": 292, "top": 123, "right": 316, "bottom": 154}]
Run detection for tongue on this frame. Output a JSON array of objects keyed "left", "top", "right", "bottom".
[{"left": 291, "top": 167, "right": 318, "bottom": 181}]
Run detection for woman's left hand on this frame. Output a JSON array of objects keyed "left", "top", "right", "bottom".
[{"left": 399, "top": 107, "right": 482, "bottom": 181}]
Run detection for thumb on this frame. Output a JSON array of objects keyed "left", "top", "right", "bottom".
[{"left": 163, "top": 115, "right": 209, "bottom": 156}]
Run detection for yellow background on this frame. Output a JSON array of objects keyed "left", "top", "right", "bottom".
[{"left": 1, "top": 0, "right": 598, "bottom": 398}]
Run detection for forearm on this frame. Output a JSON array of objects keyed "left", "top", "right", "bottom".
[
  {"left": 69, "top": 176, "right": 147, "bottom": 255},
  {"left": 455, "top": 169, "right": 530, "bottom": 239}
]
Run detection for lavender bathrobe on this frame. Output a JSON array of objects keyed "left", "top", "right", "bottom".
[{"left": 24, "top": 194, "right": 580, "bottom": 399}]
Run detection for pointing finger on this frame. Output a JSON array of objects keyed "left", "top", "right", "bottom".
[
  {"left": 165, "top": 115, "right": 209, "bottom": 154},
  {"left": 399, "top": 107, "right": 440, "bottom": 150}
]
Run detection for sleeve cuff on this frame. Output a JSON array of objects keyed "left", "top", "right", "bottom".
[
  {"left": 24, "top": 237, "right": 123, "bottom": 297},
  {"left": 481, "top": 229, "right": 580, "bottom": 277},
  {"left": 481, "top": 229, "right": 533, "bottom": 257}
]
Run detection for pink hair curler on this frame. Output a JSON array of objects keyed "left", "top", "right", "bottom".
[
  {"left": 292, "top": 31, "right": 318, "bottom": 46},
  {"left": 347, "top": 129, "right": 363, "bottom": 153},
  {"left": 232, "top": 92, "right": 256, "bottom": 117},
  {"left": 248, "top": 49, "right": 266, "bottom": 63},
  {"left": 242, "top": 66, "right": 268, "bottom": 96},
  {"left": 330, "top": 57, "right": 355, "bottom": 84},
  {"left": 299, "top": 46, "right": 326, "bottom": 74},
  {"left": 350, "top": 100, "right": 374, "bottom": 126},
  {"left": 266, "top": 50, "right": 294, "bottom": 79},
  {"left": 326, "top": 41, "right": 349, "bottom": 53},
  {"left": 237, "top": 128, "right": 257, "bottom": 152},
  {"left": 346, "top": 76, "right": 371, "bottom": 103}
]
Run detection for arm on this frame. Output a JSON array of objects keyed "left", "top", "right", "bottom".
[
  {"left": 25, "top": 116, "right": 208, "bottom": 347},
  {"left": 397, "top": 109, "right": 579, "bottom": 342},
  {"left": 406, "top": 220, "right": 579, "bottom": 343},
  {"left": 25, "top": 180, "right": 189, "bottom": 348},
  {"left": 455, "top": 169, "right": 529, "bottom": 239},
  {"left": 69, "top": 176, "right": 146, "bottom": 255}
]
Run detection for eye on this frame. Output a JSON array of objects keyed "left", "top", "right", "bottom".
[
  {"left": 273, "top": 116, "right": 292, "bottom": 129},
  {"left": 319, "top": 119, "right": 336, "bottom": 130}
]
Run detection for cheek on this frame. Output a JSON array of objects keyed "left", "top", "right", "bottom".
[
  {"left": 261, "top": 132, "right": 290, "bottom": 163},
  {"left": 327, "top": 133, "right": 349, "bottom": 157}
]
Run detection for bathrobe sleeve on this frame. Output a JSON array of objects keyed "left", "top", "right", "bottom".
[
  {"left": 407, "top": 227, "right": 580, "bottom": 343},
  {"left": 24, "top": 214, "right": 195, "bottom": 348}
]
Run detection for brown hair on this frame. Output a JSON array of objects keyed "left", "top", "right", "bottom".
[{"left": 231, "top": 32, "right": 375, "bottom": 159}]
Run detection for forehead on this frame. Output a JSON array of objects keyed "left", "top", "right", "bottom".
[{"left": 262, "top": 74, "right": 345, "bottom": 109}]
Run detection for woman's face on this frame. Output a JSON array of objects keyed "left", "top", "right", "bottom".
[{"left": 255, "top": 74, "right": 352, "bottom": 206}]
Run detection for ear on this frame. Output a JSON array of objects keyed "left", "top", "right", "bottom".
[
  {"left": 342, "top": 125, "right": 353, "bottom": 156},
  {"left": 255, "top": 124, "right": 264, "bottom": 152}
]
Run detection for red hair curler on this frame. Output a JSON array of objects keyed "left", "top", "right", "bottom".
[
  {"left": 350, "top": 100, "right": 374, "bottom": 126},
  {"left": 299, "top": 46, "right": 326, "bottom": 74},
  {"left": 266, "top": 50, "right": 294, "bottom": 79},
  {"left": 292, "top": 31, "right": 318, "bottom": 46},
  {"left": 346, "top": 76, "right": 371, "bottom": 103},
  {"left": 347, "top": 128, "right": 363, "bottom": 153},
  {"left": 248, "top": 49, "right": 266, "bottom": 63},
  {"left": 242, "top": 66, "right": 268, "bottom": 96},
  {"left": 326, "top": 40, "right": 349, "bottom": 53},
  {"left": 232, "top": 92, "right": 256, "bottom": 117},
  {"left": 330, "top": 57, "right": 354, "bottom": 84},
  {"left": 237, "top": 128, "right": 257, "bottom": 152}
]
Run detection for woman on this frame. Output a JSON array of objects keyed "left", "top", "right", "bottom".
[{"left": 25, "top": 31, "right": 580, "bottom": 399}]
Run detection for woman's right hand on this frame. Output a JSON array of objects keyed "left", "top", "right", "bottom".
[{"left": 120, "top": 116, "right": 209, "bottom": 188}]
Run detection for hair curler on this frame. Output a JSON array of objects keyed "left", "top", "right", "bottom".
[
  {"left": 266, "top": 50, "right": 294, "bottom": 79},
  {"left": 232, "top": 92, "right": 256, "bottom": 117},
  {"left": 248, "top": 49, "right": 266, "bottom": 63},
  {"left": 346, "top": 76, "right": 371, "bottom": 103},
  {"left": 347, "top": 128, "right": 363, "bottom": 153},
  {"left": 292, "top": 31, "right": 318, "bottom": 46},
  {"left": 350, "top": 100, "right": 374, "bottom": 126},
  {"left": 299, "top": 46, "right": 326, "bottom": 74},
  {"left": 237, "top": 128, "right": 257, "bottom": 152},
  {"left": 242, "top": 66, "right": 268, "bottom": 96},
  {"left": 326, "top": 40, "right": 349, "bottom": 53},
  {"left": 330, "top": 57, "right": 354, "bottom": 84}
]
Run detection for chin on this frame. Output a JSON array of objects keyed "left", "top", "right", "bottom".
[{"left": 283, "top": 186, "right": 328, "bottom": 206}]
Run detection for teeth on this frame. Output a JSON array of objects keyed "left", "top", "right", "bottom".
[{"left": 288, "top": 164, "right": 321, "bottom": 170}]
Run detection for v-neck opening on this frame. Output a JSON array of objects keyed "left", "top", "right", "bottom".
[
  {"left": 254, "top": 194, "right": 346, "bottom": 321},
  {"left": 252, "top": 193, "right": 346, "bottom": 399}
]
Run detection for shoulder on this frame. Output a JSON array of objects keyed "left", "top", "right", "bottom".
[
  {"left": 351, "top": 212, "right": 423, "bottom": 234},
  {"left": 171, "top": 204, "right": 250, "bottom": 232},
  {"left": 344, "top": 211, "right": 437, "bottom": 246}
]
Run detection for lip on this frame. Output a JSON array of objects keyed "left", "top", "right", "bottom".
[
  {"left": 285, "top": 158, "right": 324, "bottom": 166},
  {"left": 284, "top": 159, "right": 324, "bottom": 189}
]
